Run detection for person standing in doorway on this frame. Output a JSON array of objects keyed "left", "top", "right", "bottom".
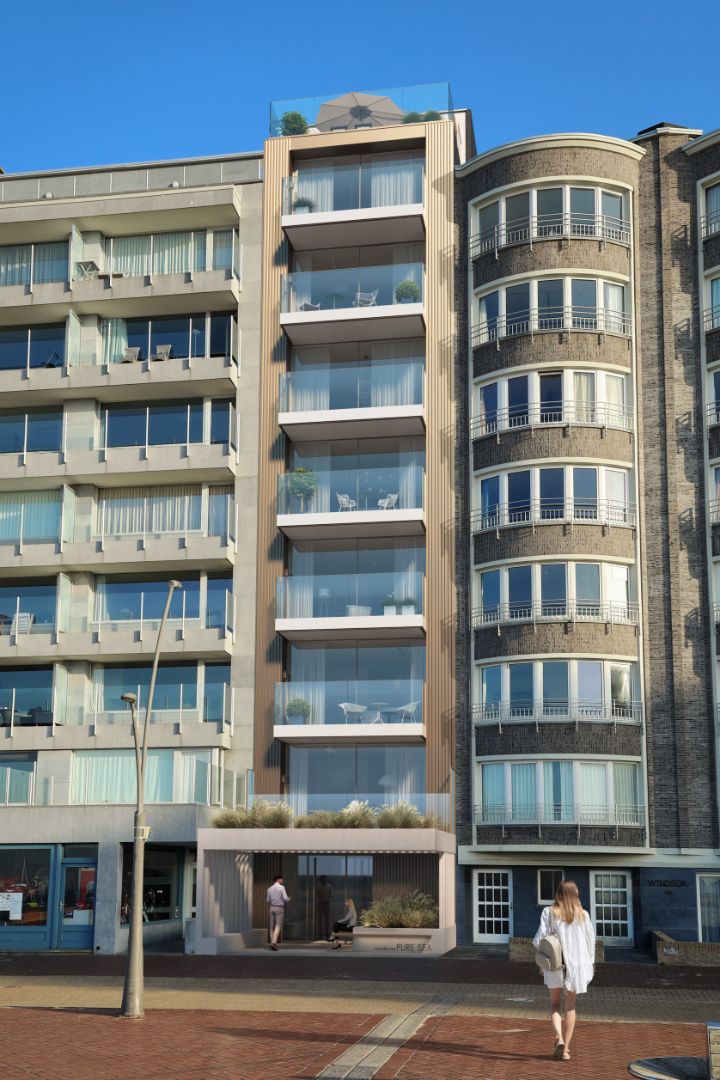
[
  {"left": 267, "top": 874, "right": 290, "bottom": 951},
  {"left": 315, "top": 875, "right": 334, "bottom": 941},
  {"left": 532, "top": 879, "right": 595, "bottom": 1061}
]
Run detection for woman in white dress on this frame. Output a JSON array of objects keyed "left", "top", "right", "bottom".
[{"left": 532, "top": 880, "right": 595, "bottom": 1061}]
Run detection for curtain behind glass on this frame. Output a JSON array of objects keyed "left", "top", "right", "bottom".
[
  {"left": 385, "top": 744, "right": 422, "bottom": 800},
  {"left": 33, "top": 242, "right": 68, "bottom": 284},
  {"left": 212, "top": 231, "right": 233, "bottom": 271},
  {"left": 369, "top": 341, "right": 421, "bottom": 407},
  {"left": 482, "top": 763, "right": 505, "bottom": 821},
  {"left": 368, "top": 156, "right": 422, "bottom": 207},
  {"left": 295, "top": 168, "right": 333, "bottom": 212},
  {"left": 102, "top": 319, "right": 129, "bottom": 364},
  {"left": 0, "top": 245, "right": 31, "bottom": 286},
  {"left": 578, "top": 763, "right": 607, "bottom": 819},
  {"left": 152, "top": 232, "right": 205, "bottom": 275},
  {"left": 72, "top": 749, "right": 173, "bottom": 803},
  {"left": 98, "top": 485, "right": 201, "bottom": 537},
  {"left": 0, "top": 491, "right": 61, "bottom": 541},
  {"left": 707, "top": 184, "right": 720, "bottom": 235},
  {"left": 289, "top": 747, "right": 309, "bottom": 815},
  {"left": 111, "top": 235, "right": 150, "bottom": 276},
  {"left": 511, "top": 762, "right": 537, "bottom": 821},
  {"left": 543, "top": 761, "right": 574, "bottom": 822},
  {"left": 573, "top": 371, "right": 595, "bottom": 423},
  {"left": 208, "top": 486, "right": 233, "bottom": 536},
  {"left": 613, "top": 763, "right": 639, "bottom": 821}
]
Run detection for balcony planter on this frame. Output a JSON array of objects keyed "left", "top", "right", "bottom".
[
  {"left": 292, "top": 196, "right": 316, "bottom": 215},
  {"left": 383, "top": 593, "right": 398, "bottom": 616},
  {"left": 285, "top": 697, "right": 311, "bottom": 725},
  {"left": 287, "top": 467, "right": 317, "bottom": 512},
  {"left": 400, "top": 598, "right": 417, "bottom": 615},
  {"left": 346, "top": 604, "right": 372, "bottom": 617},
  {"left": 395, "top": 279, "right": 421, "bottom": 305}
]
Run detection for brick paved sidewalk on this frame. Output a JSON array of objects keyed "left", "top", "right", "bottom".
[
  {"left": 375, "top": 1015, "right": 707, "bottom": 1080},
  {"left": 1, "top": 1007, "right": 381, "bottom": 1080}
]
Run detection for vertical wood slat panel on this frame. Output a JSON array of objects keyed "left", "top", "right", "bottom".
[
  {"left": 253, "top": 136, "right": 291, "bottom": 792},
  {"left": 424, "top": 121, "right": 457, "bottom": 812}
]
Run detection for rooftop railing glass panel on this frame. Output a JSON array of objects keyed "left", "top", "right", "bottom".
[
  {"left": 277, "top": 570, "right": 424, "bottom": 619},
  {"left": 281, "top": 263, "right": 423, "bottom": 313},
  {"left": 279, "top": 462, "right": 424, "bottom": 515},
  {"left": 270, "top": 82, "right": 451, "bottom": 136},
  {"left": 256, "top": 791, "right": 450, "bottom": 821},
  {"left": 275, "top": 678, "right": 424, "bottom": 726},
  {"left": 280, "top": 357, "right": 424, "bottom": 414},
  {"left": 282, "top": 156, "right": 424, "bottom": 215}
]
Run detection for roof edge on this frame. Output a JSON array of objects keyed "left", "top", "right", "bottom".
[
  {"left": 457, "top": 132, "right": 645, "bottom": 177},
  {"left": 0, "top": 149, "right": 263, "bottom": 182},
  {"left": 683, "top": 127, "right": 720, "bottom": 156}
]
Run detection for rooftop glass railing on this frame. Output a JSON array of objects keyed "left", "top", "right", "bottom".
[
  {"left": 281, "top": 263, "right": 423, "bottom": 314},
  {"left": 279, "top": 358, "right": 424, "bottom": 414},
  {"left": 282, "top": 157, "right": 424, "bottom": 215},
  {"left": 275, "top": 678, "right": 424, "bottom": 727},
  {"left": 276, "top": 570, "right": 424, "bottom": 620},
  {"left": 270, "top": 82, "right": 452, "bottom": 136},
  {"left": 278, "top": 462, "right": 424, "bottom": 515}
]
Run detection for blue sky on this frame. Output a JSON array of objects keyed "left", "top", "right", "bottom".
[{"left": 3, "top": 0, "right": 718, "bottom": 174}]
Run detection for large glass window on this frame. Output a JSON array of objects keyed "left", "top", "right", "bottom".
[
  {"left": 287, "top": 744, "right": 426, "bottom": 811},
  {"left": 203, "top": 663, "right": 230, "bottom": 722},
  {"left": 480, "top": 475, "right": 500, "bottom": 527},
  {"left": 95, "top": 576, "right": 200, "bottom": 624},
  {"left": 505, "top": 192, "right": 530, "bottom": 241},
  {"left": 570, "top": 188, "right": 596, "bottom": 234},
  {"left": 539, "top": 468, "right": 564, "bottom": 519},
  {"left": 539, "top": 373, "right": 563, "bottom": 423},
  {"left": 0, "top": 242, "right": 67, "bottom": 286},
  {"left": 578, "top": 763, "right": 608, "bottom": 818},
  {"left": 121, "top": 846, "right": 181, "bottom": 923},
  {"left": 543, "top": 661, "right": 568, "bottom": 715},
  {"left": 508, "top": 565, "right": 532, "bottom": 619},
  {"left": 0, "top": 667, "right": 54, "bottom": 727},
  {"left": 540, "top": 564, "right": 566, "bottom": 616},
  {"left": 480, "top": 383, "right": 498, "bottom": 433},
  {"left": 509, "top": 662, "right": 533, "bottom": 716},
  {"left": 0, "top": 847, "right": 51, "bottom": 926},
  {"left": 478, "top": 201, "right": 499, "bottom": 244},
  {"left": 95, "top": 663, "right": 198, "bottom": 714},
  {"left": 511, "top": 762, "right": 536, "bottom": 820},
  {"left": 103, "top": 401, "right": 203, "bottom": 448},
  {"left": 537, "top": 188, "right": 563, "bottom": 235},
  {"left": 478, "top": 291, "right": 499, "bottom": 340},
  {"left": 707, "top": 183, "right": 720, "bottom": 237},
  {"left": 576, "top": 563, "right": 601, "bottom": 616},
  {"left": 505, "top": 282, "right": 530, "bottom": 335},
  {"left": 0, "top": 324, "right": 65, "bottom": 371},
  {"left": 481, "top": 762, "right": 504, "bottom": 821},
  {"left": 571, "top": 279, "right": 597, "bottom": 326},
  {"left": 543, "top": 761, "right": 574, "bottom": 821},
  {"left": 537, "top": 279, "right": 563, "bottom": 328},
  {"left": 0, "top": 581, "right": 56, "bottom": 635},
  {"left": 480, "top": 569, "right": 500, "bottom": 621},
  {"left": 0, "top": 754, "right": 35, "bottom": 804},
  {"left": 507, "top": 470, "right": 531, "bottom": 521},
  {"left": 578, "top": 661, "right": 603, "bottom": 715},
  {"left": 573, "top": 467, "right": 597, "bottom": 519},
  {"left": 0, "top": 409, "right": 62, "bottom": 454},
  {"left": 482, "top": 665, "right": 502, "bottom": 714},
  {"left": 507, "top": 375, "right": 529, "bottom": 428}
]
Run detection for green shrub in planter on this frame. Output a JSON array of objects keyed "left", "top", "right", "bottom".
[
  {"left": 423, "top": 110, "right": 442, "bottom": 121},
  {"left": 402, "top": 111, "right": 423, "bottom": 125},
  {"left": 285, "top": 697, "right": 311, "bottom": 723},
  {"left": 212, "top": 799, "right": 294, "bottom": 828},
  {"left": 281, "top": 111, "right": 309, "bottom": 135},
  {"left": 339, "top": 799, "right": 377, "bottom": 828},
  {"left": 287, "top": 466, "right": 318, "bottom": 511},
  {"left": 295, "top": 809, "right": 343, "bottom": 828},
  {"left": 292, "top": 195, "right": 316, "bottom": 213},
  {"left": 359, "top": 890, "right": 439, "bottom": 929},
  {"left": 395, "top": 279, "right": 421, "bottom": 304}
]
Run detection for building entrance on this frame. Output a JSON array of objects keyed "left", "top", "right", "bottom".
[{"left": 294, "top": 855, "right": 373, "bottom": 941}]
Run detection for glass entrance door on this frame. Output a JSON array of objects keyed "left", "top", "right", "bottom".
[
  {"left": 56, "top": 863, "right": 96, "bottom": 949},
  {"left": 698, "top": 875, "right": 720, "bottom": 941},
  {"left": 293, "top": 855, "right": 373, "bottom": 942},
  {"left": 590, "top": 870, "right": 633, "bottom": 945},
  {"left": 473, "top": 869, "right": 513, "bottom": 943}
]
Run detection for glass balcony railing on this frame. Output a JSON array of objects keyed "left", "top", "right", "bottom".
[
  {"left": 0, "top": 588, "right": 56, "bottom": 637},
  {"left": 93, "top": 585, "right": 233, "bottom": 637},
  {"left": 281, "top": 263, "right": 423, "bottom": 314},
  {"left": 276, "top": 570, "right": 424, "bottom": 620},
  {"left": 275, "top": 678, "right": 424, "bottom": 726},
  {"left": 0, "top": 670, "right": 54, "bottom": 729},
  {"left": 279, "top": 360, "right": 424, "bottom": 414},
  {"left": 270, "top": 82, "right": 452, "bottom": 136},
  {"left": 255, "top": 791, "right": 450, "bottom": 821},
  {"left": 282, "top": 158, "right": 424, "bottom": 215},
  {"left": 278, "top": 464, "right": 424, "bottom": 515}
]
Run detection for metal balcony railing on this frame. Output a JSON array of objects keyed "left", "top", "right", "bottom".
[
  {"left": 472, "top": 306, "right": 632, "bottom": 347},
  {"left": 709, "top": 501, "right": 720, "bottom": 525},
  {"left": 473, "top": 700, "right": 644, "bottom": 731},
  {"left": 475, "top": 802, "right": 646, "bottom": 827},
  {"left": 471, "top": 498, "right": 636, "bottom": 533},
  {"left": 701, "top": 211, "right": 720, "bottom": 239},
  {"left": 471, "top": 399, "right": 633, "bottom": 439},
  {"left": 470, "top": 213, "right": 631, "bottom": 257},
  {"left": 704, "top": 306, "right": 720, "bottom": 333},
  {"left": 707, "top": 402, "right": 720, "bottom": 428},
  {"left": 472, "top": 600, "right": 640, "bottom": 629}
]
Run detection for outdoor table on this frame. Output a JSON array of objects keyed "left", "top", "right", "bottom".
[{"left": 369, "top": 702, "right": 388, "bottom": 724}]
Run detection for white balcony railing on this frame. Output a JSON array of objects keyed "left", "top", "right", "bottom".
[
  {"left": 704, "top": 307, "right": 720, "bottom": 333},
  {"left": 709, "top": 500, "right": 720, "bottom": 525},
  {"left": 471, "top": 499, "right": 636, "bottom": 533},
  {"left": 472, "top": 306, "right": 632, "bottom": 347},
  {"left": 475, "top": 802, "right": 646, "bottom": 828},
  {"left": 470, "top": 213, "right": 631, "bottom": 257},
  {"left": 471, "top": 400, "right": 633, "bottom": 439},
  {"left": 473, "top": 700, "right": 644, "bottom": 731},
  {"left": 472, "top": 600, "right": 640, "bottom": 629},
  {"left": 701, "top": 211, "right": 720, "bottom": 240}
]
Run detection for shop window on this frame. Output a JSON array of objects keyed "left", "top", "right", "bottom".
[
  {"left": 538, "top": 868, "right": 564, "bottom": 905},
  {"left": 0, "top": 847, "right": 51, "bottom": 927}
]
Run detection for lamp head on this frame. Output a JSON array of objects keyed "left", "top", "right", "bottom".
[
  {"left": 169, "top": 580, "right": 182, "bottom": 590},
  {"left": 121, "top": 692, "right": 137, "bottom": 705}
]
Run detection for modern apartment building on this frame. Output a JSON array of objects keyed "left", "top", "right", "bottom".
[
  {"left": 0, "top": 153, "right": 262, "bottom": 951},
  {"left": 456, "top": 121, "right": 720, "bottom": 950}
]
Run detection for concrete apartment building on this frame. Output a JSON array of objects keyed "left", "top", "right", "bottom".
[
  {"left": 4, "top": 82, "right": 720, "bottom": 956},
  {"left": 0, "top": 153, "right": 262, "bottom": 951}
]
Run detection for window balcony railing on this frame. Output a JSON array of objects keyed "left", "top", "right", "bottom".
[
  {"left": 709, "top": 500, "right": 720, "bottom": 525},
  {"left": 701, "top": 211, "right": 720, "bottom": 239},
  {"left": 100, "top": 401, "right": 237, "bottom": 456},
  {"left": 475, "top": 802, "right": 646, "bottom": 827},
  {"left": 470, "top": 213, "right": 631, "bottom": 257},
  {"left": 281, "top": 263, "right": 424, "bottom": 314},
  {"left": 707, "top": 402, "right": 720, "bottom": 428},
  {"left": 0, "top": 325, "right": 66, "bottom": 374},
  {"left": 471, "top": 399, "right": 633, "bottom": 438},
  {"left": 472, "top": 600, "right": 640, "bottom": 628},
  {"left": 704, "top": 306, "right": 720, "bottom": 333},
  {"left": 0, "top": 241, "right": 68, "bottom": 289},
  {"left": 93, "top": 588, "right": 234, "bottom": 639},
  {"left": 473, "top": 700, "right": 643, "bottom": 730},
  {"left": 282, "top": 159, "right": 424, "bottom": 216},
  {"left": 276, "top": 570, "right": 425, "bottom": 620},
  {"left": 72, "top": 685, "right": 234, "bottom": 730},
  {"left": 279, "top": 360, "right": 424, "bottom": 414},
  {"left": 275, "top": 678, "right": 424, "bottom": 727},
  {"left": 472, "top": 306, "right": 632, "bottom": 347},
  {"left": 278, "top": 464, "right": 424, "bottom": 516},
  {"left": 471, "top": 498, "right": 636, "bottom": 532}
]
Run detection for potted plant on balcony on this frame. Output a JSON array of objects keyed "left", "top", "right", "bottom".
[
  {"left": 395, "top": 279, "right": 421, "bottom": 305},
  {"left": 287, "top": 466, "right": 317, "bottom": 512},
  {"left": 400, "top": 597, "right": 417, "bottom": 615},
  {"left": 285, "top": 697, "right": 311, "bottom": 725},
  {"left": 292, "top": 195, "right": 316, "bottom": 215},
  {"left": 383, "top": 592, "right": 397, "bottom": 616}
]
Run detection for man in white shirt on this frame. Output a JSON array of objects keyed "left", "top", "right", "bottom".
[{"left": 267, "top": 874, "right": 290, "bottom": 951}]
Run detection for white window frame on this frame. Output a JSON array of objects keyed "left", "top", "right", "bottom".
[{"left": 537, "top": 868, "right": 564, "bottom": 905}]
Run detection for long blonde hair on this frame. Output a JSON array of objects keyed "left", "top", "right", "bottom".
[{"left": 552, "top": 880, "right": 586, "bottom": 924}]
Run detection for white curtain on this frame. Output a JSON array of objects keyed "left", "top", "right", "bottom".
[
  {"left": 98, "top": 485, "right": 201, "bottom": 537},
  {"left": 33, "top": 242, "right": 68, "bottom": 284},
  {"left": 368, "top": 155, "right": 422, "bottom": 207},
  {"left": 369, "top": 341, "right": 422, "bottom": 407},
  {"left": 481, "top": 763, "right": 504, "bottom": 821},
  {"left": 613, "top": 763, "right": 639, "bottom": 822},
  {"left": 0, "top": 244, "right": 31, "bottom": 286},
  {"left": 0, "top": 491, "right": 61, "bottom": 542},
  {"left": 285, "top": 574, "right": 314, "bottom": 618},
  {"left": 111, "top": 235, "right": 150, "bottom": 276},
  {"left": 577, "top": 763, "right": 608, "bottom": 819},
  {"left": 289, "top": 347, "right": 331, "bottom": 411},
  {"left": 102, "top": 319, "right": 128, "bottom": 365},
  {"left": 605, "top": 374, "right": 625, "bottom": 426},
  {"left": 208, "top": 485, "right": 233, "bottom": 536},
  {"left": 152, "top": 231, "right": 204, "bottom": 275},
  {"left": 295, "top": 168, "right": 333, "bottom": 212},
  {"left": 573, "top": 371, "right": 595, "bottom": 423},
  {"left": 177, "top": 751, "right": 211, "bottom": 803},
  {"left": 708, "top": 183, "right": 720, "bottom": 235},
  {"left": 385, "top": 745, "right": 421, "bottom": 800},
  {"left": 72, "top": 749, "right": 174, "bottom": 804},
  {"left": 288, "top": 748, "right": 309, "bottom": 815},
  {"left": 603, "top": 282, "right": 625, "bottom": 331},
  {"left": 288, "top": 648, "right": 326, "bottom": 726},
  {"left": 212, "top": 230, "right": 233, "bottom": 271},
  {"left": 543, "top": 761, "right": 574, "bottom": 822},
  {"left": 511, "top": 763, "right": 537, "bottom": 820}
]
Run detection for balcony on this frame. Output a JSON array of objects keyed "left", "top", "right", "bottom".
[
  {"left": 254, "top": 791, "right": 450, "bottom": 821},
  {"left": 273, "top": 678, "right": 425, "bottom": 744},
  {"left": 278, "top": 463, "right": 425, "bottom": 539},
  {"left": 471, "top": 498, "right": 636, "bottom": 533},
  {"left": 275, "top": 570, "right": 425, "bottom": 641},
  {"left": 704, "top": 306, "right": 720, "bottom": 334},
  {"left": 471, "top": 399, "right": 633, "bottom": 439},
  {"left": 279, "top": 357, "right": 425, "bottom": 441},
  {"left": 702, "top": 211, "right": 720, "bottom": 240},
  {"left": 472, "top": 305, "right": 632, "bottom": 348},
  {"left": 470, "top": 213, "right": 631, "bottom": 258},
  {"left": 472, "top": 600, "right": 640, "bottom": 630},
  {"left": 473, "top": 701, "right": 643, "bottom": 731},
  {"left": 0, "top": 669, "right": 55, "bottom": 734},
  {"left": 280, "top": 263, "right": 424, "bottom": 345},
  {"left": 282, "top": 158, "right": 424, "bottom": 250}
]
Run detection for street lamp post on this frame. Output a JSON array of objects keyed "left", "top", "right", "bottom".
[{"left": 120, "top": 579, "right": 182, "bottom": 1019}]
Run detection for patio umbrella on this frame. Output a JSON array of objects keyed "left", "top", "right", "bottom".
[{"left": 314, "top": 92, "right": 405, "bottom": 131}]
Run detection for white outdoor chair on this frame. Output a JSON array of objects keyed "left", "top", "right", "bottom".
[
  {"left": 377, "top": 493, "right": 399, "bottom": 511},
  {"left": 353, "top": 289, "right": 378, "bottom": 308},
  {"left": 151, "top": 343, "right": 172, "bottom": 362},
  {"left": 11, "top": 612, "right": 34, "bottom": 636},
  {"left": 338, "top": 702, "right": 367, "bottom": 724},
  {"left": 120, "top": 347, "right": 141, "bottom": 364},
  {"left": 299, "top": 300, "right": 321, "bottom": 312},
  {"left": 336, "top": 492, "right": 358, "bottom": 511},
  {"left": 386, "top": 701, "right": 420, "bottom": 724}
]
